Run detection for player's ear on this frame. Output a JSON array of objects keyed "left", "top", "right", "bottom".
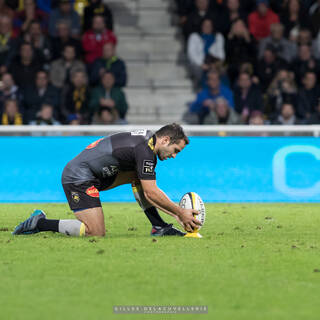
[{"left": 162, "top": 136, "right": 170, "bottom": 145}]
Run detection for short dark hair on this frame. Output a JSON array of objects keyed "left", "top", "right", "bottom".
[{"left": 155, "top": 123, "right": 189, "bottom": 145}]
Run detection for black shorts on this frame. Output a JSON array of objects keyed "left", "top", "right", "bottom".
[{"left": 62, "top": 177, "right": 116, "bottom": 211}]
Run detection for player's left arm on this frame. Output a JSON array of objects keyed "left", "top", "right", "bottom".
[{"left": 140, "top": 179, "right": 201, "bottom": 231}]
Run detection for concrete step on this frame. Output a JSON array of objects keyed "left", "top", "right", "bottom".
[
  {"left": 127, "top": 62, "right": 188, "bottom": 81},
  {"left": 126, "top": 79, "right": 192, "bottom": 89},
  {"left": 117, "top": 38, "right": 182, "bottom": 55},
  {"left": 109, "top": 0, "right": 170, "bottom": 13},
  {"left": 114, "top": 25, "right": 178, "bottom": 38},
  {"left": 138, "top": 0, "right": 170, "bottom": 9},
  {"left": 114, "top": 11, "right": 172, "bottom": 29},
  {"left": 108, "top": 1, "right": 138, "bottom": 13},
  {"left": 125, "top": 88, "right": 194, "bottom": 109},
  {"left": 138, "top": 11, "right": 171, "bottom": 27},
  {"left": 118, "top": 51, "right": 186, "bottom": 64}
]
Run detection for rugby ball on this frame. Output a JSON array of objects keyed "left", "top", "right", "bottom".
[{"left": 179, "top": 192, "right": 205, "bottom": 231}]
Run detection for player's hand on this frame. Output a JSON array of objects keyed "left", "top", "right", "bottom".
[
  {"left": 178, "top": 208, "right": 202, "bottom": 232},
  {"left": 174, "top": 214, "right": 185, "bottom": 229}
]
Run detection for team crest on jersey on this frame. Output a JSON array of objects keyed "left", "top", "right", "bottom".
[
  {"left": 102, "top": 165, "right": 119, "bottom": 177},
  {"left": 143, "top": 160, "right": 155, "bottom": 175},
  {"left": 86, "top": 138, "right": 103, "bottom": 149},
  {"left": 71, "top": 192, "right": 80, "bottom": 203},
  {"left": 86, "top": 186, "right": 100, "bottom": 198}
]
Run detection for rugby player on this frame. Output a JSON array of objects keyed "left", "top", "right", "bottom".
[{"left": 13, "top": 123, "right": 201, "bottom": 237}]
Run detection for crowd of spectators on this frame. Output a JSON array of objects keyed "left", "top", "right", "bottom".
[
  {"left": 0, "top": 0, "right": 128, "bottom": 126},
  {"left": 179, "top": 0, "right": 320, "bottom": 125},
  {"left": 3, "top": 0, "right": 320, "bottom": 127}
]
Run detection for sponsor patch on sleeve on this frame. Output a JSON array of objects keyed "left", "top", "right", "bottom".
[
  {"left": 142, "top": 160, "right": 155, "bottom": 175},
  {"left": 86, "top": 138, "right": 103, "bottom": 149}
]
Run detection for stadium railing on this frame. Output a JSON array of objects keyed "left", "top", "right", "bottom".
[{"left": 1, "top": 125, "right": 320, "bottom": 136}]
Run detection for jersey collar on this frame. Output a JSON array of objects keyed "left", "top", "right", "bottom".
[{"left": 148, "top": 135, "right": 156, "bottom": 152}]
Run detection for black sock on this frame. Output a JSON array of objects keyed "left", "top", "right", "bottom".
[
  {"left": 144, "top": 207, "right": 168, "bottom": 227},
  {"left": 37, "top": 218, "right": 59, "bottom": 232}
]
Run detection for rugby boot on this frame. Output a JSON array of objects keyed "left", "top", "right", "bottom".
[
  {"left": 12, "top": 209, "right": 46, "bottom": 235},
  {"left": 150, "top": 224, "right": 186, "bottom": 237}
]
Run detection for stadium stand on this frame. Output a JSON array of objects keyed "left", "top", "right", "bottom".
[{"left": 1, "top": 0, "right": 320, "bottom": 126}]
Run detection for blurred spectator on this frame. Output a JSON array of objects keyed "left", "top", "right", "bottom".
[
  {"left": 297, "top": 71, "right": 320, "bottom": 119},
  {"left": 174, "top": 0, "right": 195, "bottom": 27},
  {"left": 273, "top": 102, "right": 300, "bottom": 124},
  {"left": 202, "top": 60, "right": 230, "bottom": 88},
  {"left": 90, "top": 42, "right": 127, "bottom": 87},
  {"left": 249, "top": 110, "right": 265, "bottom": 124},
  {"left": 82, "top": 14, "right": 117, "bottom": 65},
  {"left": 248, "top": 0, "right": 279, "bottom": 41},
  {"left": 220, "top": 0, "right": 248, "bottom": 36},
  {"left": 0, "top": 15, "right": 18, "bottom": 73},
  {"left": 50, "top": 44, "right": 85, "bottom": 89},
  {"left": 36, "top": 0, "right": 51, "bottom": 13},
  {"left": 50, "top": 20, "right": 82, "bottom": 60},
  {"left": 83, "top": 0, "right": 113, "bottom": 31},
  {"left": 187, "top": 70, "right": 234, "bottom": 124},
  {"left": 0, "top": 0, "right": 14, "bottom": 19},
  {"left": 292, "top": 44, "right": 320, "bottom": 86},
  {"left": 92, "top": 106, "right": 123, "bottom": 125},
  {"left": 309, "top": 31, "right": 320, "bottom": 59},
  {"left": 266, "top": 69, "right": 298, "bottom": 119},
  {"left": 258, "top": 23, "right": 297, "bottom": 63},
  {"left": 67, "top": 113, "right": 80, "bottom": 125},
  {"left": 280, "top": 0, "right": 311, "bottom": 40},
  {"left": 183, "top": 0, "right": 215, "bottom": 41},
  {"left": 234, "top": 71, "right": 264, "bottom": 123},
  {"left": 187, "top": 19, "right": 225, "bottom": 87},
  {"left": 226, "top": 18, "right": 256, "bottom": 84},
  {"left": 49, "top": 0, "right": 81, "bottom": 38},
  {"left": 13, "top": 0, "right": 48, "bottom": 35},
  {"left": 61, "top": 70, "right": 90, "bottom": 123},
  {"left": 23, "top": 70, "right": 60, "bottom": 122},
  {"left": 297, "top": 28, "right": 313, "bottom": 46},
  {"left": 89, "top": 72, "right": 128, "bottom": 121},
  {"left": 307, "top": 98, "right": 320, "bottom": 124},
  {"left": 296, "top": 28, "right": 319, "bottom": 58},
  {"left": 0, "top": 73, "right": 23, "bottom": 113},
  {"left": 309, "top": 0, "right": 320, "bottom": 35},
  {"left": 256, "top": 45, "right": 287, "bottom": 92},
  {"left": 8, "top": 42, "right": 42, "bottom": 88},
  {"left": 29, "top": 103, "right": 60, "bottom": 125},
  {"left": 1, "top": 98, "right": 22, "bottom": 125},
  {"left": 23, "top": 20, "right": 52, "bottom": 66},
  {"left": 203, "top": 97, "right": 240, "bottom": 124},
  {"left": 241, "top": 0, "right": 257, "bottom": 14}
]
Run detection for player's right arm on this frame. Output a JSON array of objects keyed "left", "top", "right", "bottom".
[{"left": 140, "top": 179, "right": 201, "bottom": 232}]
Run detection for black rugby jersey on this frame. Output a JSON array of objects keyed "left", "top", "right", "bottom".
[{"left": 62, "top": 130, "right": 157, "bottom": 184}]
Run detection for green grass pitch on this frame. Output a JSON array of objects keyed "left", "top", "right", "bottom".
[{"left": 1, "top": 203, "right": 320, "bottom": 320}]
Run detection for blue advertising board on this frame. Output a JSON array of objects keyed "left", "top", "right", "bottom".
[{"left": 1, "top": 136, "right": 320, "bottom": 202}]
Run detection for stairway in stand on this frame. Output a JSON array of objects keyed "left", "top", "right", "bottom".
[{"left": 107, "top": 0, "right": 193, "bottom": 124}]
